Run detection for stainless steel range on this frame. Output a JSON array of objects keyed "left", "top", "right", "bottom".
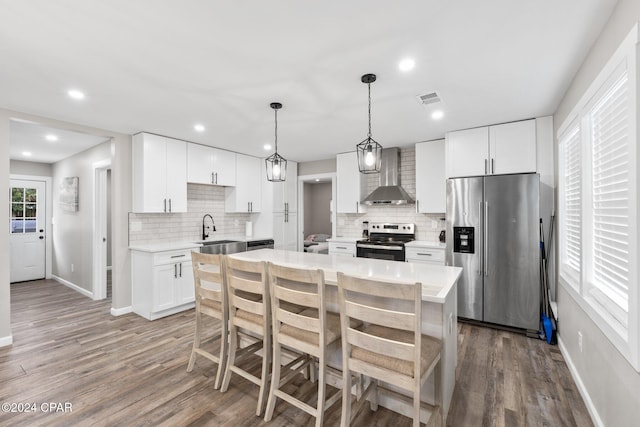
[{"left": 356, "top": 223, "right": 415, "bottom": 261}]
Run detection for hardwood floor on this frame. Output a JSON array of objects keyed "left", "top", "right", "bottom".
[{"left": 0, "top": 280, "right": 592, "bottom": 427}]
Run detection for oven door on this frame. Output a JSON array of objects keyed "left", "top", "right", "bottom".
[{"left": 356, "top": 243, "right": 405, "bottom": 261}]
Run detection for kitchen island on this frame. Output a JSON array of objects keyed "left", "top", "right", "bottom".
[{"left": 228, "top": 249, "right": 462, "bottom": 423}]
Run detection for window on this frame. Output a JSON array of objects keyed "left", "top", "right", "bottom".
[
  {"left": 558, "top": 24, "right": 638, "bottom": 370},
  {"left": 10, "top": 186, "right": 38, "bottom": 234}
]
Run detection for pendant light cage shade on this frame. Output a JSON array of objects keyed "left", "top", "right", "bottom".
[
  {"left": 266, "top": 101, "right": 287, "bottom": 182},
  {"left": 265, "top": 152, "right": 287, "bottom": 182},
  {"left": 357, "top": 73, "right": 382, "bottom": 174},
  {"left": 356, "top": 137, "right": 383, "bottom": 173}
]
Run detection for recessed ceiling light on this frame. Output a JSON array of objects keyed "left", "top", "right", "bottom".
[
  {"left": 45, "top": 134, "right": 58, "bottom": 142},
  {"left": 67, "top": 89, "right": 85, "bottom": 100},
  {"left": 194, "top": 124, "right": 205, "bottom": 132},
  {"left": 263, "top": 144, "right": 272, "bottom": 151},
  {"left": 431, "top": 110, "right": 444, "bottom": 120},
  {"left": 22, "top": 151, "right": 32, "bottom": 157},
  {"left": 399, "top": 58, "right": 415, "bottom": 72}
]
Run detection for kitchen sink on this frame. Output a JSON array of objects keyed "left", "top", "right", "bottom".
[{"left": 197, "top": 240, "right": 247, "bottom": 254}]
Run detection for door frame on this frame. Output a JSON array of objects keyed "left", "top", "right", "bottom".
[
  {"left": 92, "top": 158, "right": 111, "bottom": 300},
  {"left": 297, "top": 172, "right": 337, "bottom": 251},
  {"left": 10, "top": 174, "right": 53, "bottom": 280}
]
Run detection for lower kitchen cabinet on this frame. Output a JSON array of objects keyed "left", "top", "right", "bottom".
[
  {"left": 328, "top": 241, "right": 356, "bottom": 257},
  {"left": 132, "top": 247, "right": 196, "bottom": 320},
  {"left": 405, "top": 246, "right": 445, "bottom": 265}
]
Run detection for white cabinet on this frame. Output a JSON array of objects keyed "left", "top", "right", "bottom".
[
  {"left": 415, "top": 139, "right": 446, "bottom": 213},
  {"left": 187, "top": 143, "right": 236, "bottom": 186},
  {"left": 336, "top": 152, "right": 368, "bottom": 214},
  {"left": 405, "top": 246, "right": 444, "bottom": 265},
  {"left": 273, "top": 211, "right": 298, "bottom": 251},
  {"left": 445, "top": 119, "right": 536, "bottom": 178},
  {"left": 132, "top": 133, "right": 187, "bottom": 213},
  {"left": 489, "top": 120, "right": 536, "bottom": 175},
  {"left": 225, "top": 153, "right": 262, "bottom": 213},
  {"left": 132, "top": 247, "right": 196, "bottom": 320},
  {"left": 254, "top": 161, "right": 299, "bottom": 251},
  {"left": 328, "top": 241, "right": 356, "bottom": 257}
]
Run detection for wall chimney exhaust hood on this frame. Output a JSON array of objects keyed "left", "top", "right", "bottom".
[{"left": 362, "top": 148, "right": 415, "bottom": 205}]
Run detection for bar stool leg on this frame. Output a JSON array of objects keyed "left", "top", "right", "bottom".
[
  {"left": 264, "top": 338, "right": 281, "bottom": 422},
  {"left": 256, "top": 330, "right": 271, "bottom": 416}
]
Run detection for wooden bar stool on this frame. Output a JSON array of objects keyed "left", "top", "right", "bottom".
[
  {"left": 264, "top": 262, "right": 349, "bottom": 427},
  {"left": 337, "top": 272, "right": 442, "bottom": 427},
  {"left": 186, "top": 251, "right": 228, "bottom": 390},
  {"left": 219, "top": 256, "right": 272, "bottom": 417}
]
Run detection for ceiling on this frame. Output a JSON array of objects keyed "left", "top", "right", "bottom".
[{"left": 2, "top": 0, "right": 619, "bottom": 164}]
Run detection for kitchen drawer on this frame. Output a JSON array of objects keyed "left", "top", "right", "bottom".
[
  {"left": 329, "top": 242, "right": 356, "bottom": 257},
  {"left": 405, "top": 247, "right": 444, "bottom": 264},
  {"left": 153, "top": 249, "right": 195, "bottom": 266}
]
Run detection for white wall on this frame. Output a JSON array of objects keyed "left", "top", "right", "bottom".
[
  {"left": 10, "top": 160, "right": 52, "bottom": 177},
  {"left": 52, "top": 142, "right": 111, "bottom": 292},
  {"left": 0, "top": 112, "right": 11, "bottom": 344},
  {"left": 553, "top": 2, "right": 640, "bottom": 426}
]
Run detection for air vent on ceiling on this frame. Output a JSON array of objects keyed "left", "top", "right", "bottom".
[{"left": 417, "top": 91, "right": 441, "bottom": 105}]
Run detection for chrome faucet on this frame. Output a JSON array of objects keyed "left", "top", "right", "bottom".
[{"left": 202, "top": 214, "right": 216, "bottom": 240}]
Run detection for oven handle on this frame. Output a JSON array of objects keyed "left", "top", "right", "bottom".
[{"left": 356, "top": 244, "right": 404, "bottom": 251}]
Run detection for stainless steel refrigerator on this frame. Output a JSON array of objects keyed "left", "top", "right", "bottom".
[{"left": 445, "top": 173, "right": 540, "bottom": 331}]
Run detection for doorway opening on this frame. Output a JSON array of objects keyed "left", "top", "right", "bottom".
[{"left": 298, "top": 173, "right": 336, "bottom": 252}]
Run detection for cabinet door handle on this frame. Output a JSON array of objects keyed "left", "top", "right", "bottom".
[
  {"left": 491, "top": 158, "right": 494, "bottom": 174},
  {"left": 417, "top": 253, "right": 433, "bottom": 256},
  {"left": 174, "top": 263, "right": 177, "bottom": 278},
  {"left": 170, "top": 254, "right": 186, "bottom": 258},
  {"left": 336, "top": 246, "right": 347, "bottom": 250},
  {"left": 169, "top": 198, "right": 172, "bottom": 212},
  {"left": 179, "top": 262, "right": 182, "bottom": 277},
  {"left": 211, "top": 172, "right": 215, "bottom": 184},
  {"left": 164, "top": 198, "right": 167, "bottom": 212},
  {"left": 484, "top": 159, "right": 488, "bottom": 175},
  {"left": 215, "top": 172, "right": 218, "bottom": 184}
]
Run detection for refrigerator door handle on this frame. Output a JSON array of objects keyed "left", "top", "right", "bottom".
[
  {"left": 484, "top": 201, "right": 489, "bottom": 277},
  {"left": 478, "top": 201, "right": 483, "bottom": 276}
]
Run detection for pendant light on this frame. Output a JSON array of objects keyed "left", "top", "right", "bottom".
[
  {"left": 265, "top": 102, "right": 287, "bottom": 182},
  {"left": 356, "top": 73, "right": 382, "bottom": 174}
]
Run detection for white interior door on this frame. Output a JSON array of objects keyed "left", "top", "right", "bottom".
[{"left": 10, "top": 179, "right": 46, "bottom": 283}]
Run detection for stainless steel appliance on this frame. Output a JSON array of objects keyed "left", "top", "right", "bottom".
[
  {"left": 445, "top": 173, "right": 540, "bottom": 331},
  {"left": 247, "top": 239, "right": 275, "bottom": 251},
  {"left": 356, "top": 223, "right": 415, "bottom": 262}
]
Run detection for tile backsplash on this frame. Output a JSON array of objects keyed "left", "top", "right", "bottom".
[
  {"left": 336, "top": 147, "right": 446, "bottom": 242},
  {"left": 129, "top": 184, "right": 251, "bottom": 245}
]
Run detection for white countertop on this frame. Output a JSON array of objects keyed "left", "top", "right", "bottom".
[
  {"left": 229, "top": 249, "right": 461, "bottom": 304},
  {"left": 129, "top": 241, "right": 202, "bottom": 253},
  {"left": 327, "top": 236, "right": 362, "bottom": 243},
  {"left": 129, "top": 235, "right": 274, "bottom": 253},
  {"left": 405, "top": 241, "right": 446, "bottom": 249}
]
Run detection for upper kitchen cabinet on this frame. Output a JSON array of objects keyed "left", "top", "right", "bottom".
[
  {"left": 225, "top": 153, "right": 261, "bottom": 213},
  {"left": 336, "top": 152, "right": 367, "bottom": 214},
  {"left": 132, "top": 133, "right": 187, "bottom": 213},
  {"left": 187, "top": 143, "right": 236, "bottom": 186},
  {"left": 445, "top": 119, "right": 536, "bottom": 178},
  {"left": 415, "top": 139, "right": 445, "bottom": 213},
  {"left": 256, "top": 161, "right": 298, "bottom": 250}
]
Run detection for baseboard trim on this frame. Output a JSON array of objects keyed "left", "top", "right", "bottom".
[
  {"left": 111, "top": 306, "right": 132, "bottom": 316},
  {"left": 558, "top": 336, "right": 604, "bottom": 427},
  {"left": 52, "top": 275, "right": 93, "bottom": 299},
  {"left": 0, "top": 335, "right": 13, "bottom": 347}
]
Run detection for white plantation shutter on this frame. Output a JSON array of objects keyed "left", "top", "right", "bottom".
[
  {"left": 560, "top": 125, "right": 582, "bottom": 283},
  {"left": 589, "top": 71, "right": 630, "bottom": 324}
]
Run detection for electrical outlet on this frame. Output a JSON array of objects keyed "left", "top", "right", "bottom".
[
  {"left": 71, "top": 264, "right": 75, "bottom": 273},
  {"left": 578, "top": 331, "right": 583, "bottom": 353}
]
